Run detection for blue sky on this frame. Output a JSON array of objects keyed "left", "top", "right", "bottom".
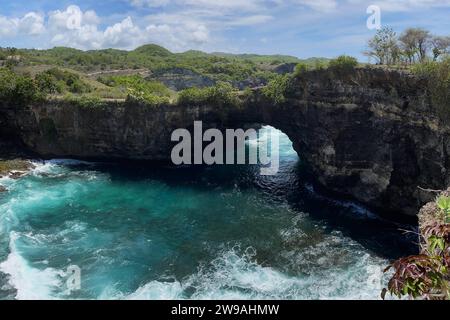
[{"left": 0, "top": 0, "right": 449, "bottom": 60}]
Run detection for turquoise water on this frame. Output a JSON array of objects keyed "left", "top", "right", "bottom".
[{"left": 0, "top": 127, "right": 416, "bottom": 300}]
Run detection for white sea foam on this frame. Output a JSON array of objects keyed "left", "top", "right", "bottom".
[
  {"left": 126, "top": 281, "right": 183, "bottom": 300},
  {"left": 0, "top": 155, "right": 395, "bottom": 300},
  {"left": 30, "top": 159, "right": 96, "bottom": 176},
  {"left": 34, "top": 159, "right": 95, "bottom": 167},
  {"left": 0, "top": 232, "right": 64, "bottom": 300},
  {"left": 119, "top": 244, "right": 389, "bottom": 300}
]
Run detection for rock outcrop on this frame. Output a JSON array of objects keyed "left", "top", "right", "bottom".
[
  {"left": 1, "top": 67, "right": 449, "bottom": 217},
  {"left": 274, "top": 63, "right": 297, "bottom": 74},
  {"left": 147, "top": 67, "right": 215, "bottom": 91}
]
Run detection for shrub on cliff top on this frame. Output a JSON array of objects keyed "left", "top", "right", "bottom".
[
  {"left": 0, "top": 68, "right": 40, "bottom": 106},
  {"left": 177, "top": 81, "right": 239, "bottom": 108},
  {"left": 293, "top": 63, "right": 310, "bottom": 77},
  {"left": 262, "top": 74, "right": 290, "bottom": 105},
  {"left": 328, "top": 55, "right": 358, "bottom": 72},
  {"left": 62, "top": 93, "right": 103, "bottom": 108},
  {"left": 177, "top": 87, "right": 209, "bottom": 105},
  {"left": 99, "top": 75, "right": 171, "bottom": 98},
  {"left": 207, "top": 81, "right": 240, "bottom": 107},
  {"left": 412, "top": 58, "right": 450, "bottom": 122},
  {"left": 36, "top": 68, "right": 92, "bottom": 94},
  {"left": 126, "top": 87, "right": 170, "bottom": 107},
  {"left": 35, "top": 72, "right": 63, "bottom": 95}
]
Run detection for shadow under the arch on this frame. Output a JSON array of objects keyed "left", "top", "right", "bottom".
[{"left": 44, "top": 126, "right": 419, "bottom": 262}]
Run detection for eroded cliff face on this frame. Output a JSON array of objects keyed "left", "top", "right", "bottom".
[
  {"left": 1, "top": 67, "right": 449, "bottom": 217},
  {"left": 270, "top": 67, "right": 450, "bottom": 216}
]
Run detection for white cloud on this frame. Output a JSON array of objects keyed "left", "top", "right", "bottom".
[
  {"left": 226, "top": 15, "right": 273, "bottom": 27},
  {"left": 46, "top": 5, "right": 104, "bottom": 49},
  {"left": 103, "top": 17, "right": 145, "bottom": 49},
  {"left": 295, "top": 0, "right": 338, "bottom": 12},
  {"left": 346, "top": 0, "right": 450, "bottom": 12},
  {"left": 0, "top": 12, "right": 45, "bottom": 37},
  {"left": 48, "top": 5, "right": 100, "bottom": 31},
  {"left": 0, "top": 16, "right": 18, "bottom": 37},
  {"left": 130, "top": 0, "right": 170, "bottom": 7},
  {"left": 144, "top": 21, "right": 210, "bottom": 50},
  {"left": 379, "top": 0, "right": 450, "bottom": 11},
  {"left": 130, "top": 0, "right": 343, "bottom": 12},
  {"left": 18, "top": 13, "right": 46, "bottom": 35},
  {"left": 3, "top": 0, "right": 448, "bottom": 53},
  {"left": 0, "top": 2, "right": 276, "bottom": 51},
  {"left": 129, "top": 0, "right": 282, "bottom": 12},
  {"left": 43, "top": 5, "right": 211, "bottom": 51}
]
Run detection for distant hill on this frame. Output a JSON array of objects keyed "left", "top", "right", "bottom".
[
  {"left": 0, "top": 44, "right": 329, "bottom": 97},
  {"left": 211, "top": 52, "right": 301, "bottom": 64},
  {"left": 1, "top": 44, "right": 327, "bottom": 76},
  {"left": 132, "top": 44, "right": 173, "bottom": 57}
]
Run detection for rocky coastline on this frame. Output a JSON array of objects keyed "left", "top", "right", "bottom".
[{"left": 0, "top": 67, "right": 449, "bottom": 218}]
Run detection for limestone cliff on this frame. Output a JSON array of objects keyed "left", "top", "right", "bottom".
[
  {"left": 1, "top": 67, "right": 449, "bottom": 217},
  {"left": 146, "top": 67, "right": 215, "bottom": 91}
]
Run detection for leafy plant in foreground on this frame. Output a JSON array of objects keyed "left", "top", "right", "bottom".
[
  {"left": 382, "top": 221, "right": 450, "bottom": 300},
  {"left": 436, "top": 196, "right": 450, "bottom": 223}
]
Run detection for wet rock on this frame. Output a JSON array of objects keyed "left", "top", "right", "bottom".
[
  {"left": 0, "top": 160, "right": 34, "bottom": 179},
  {"left": 9, "top": 171, "right": 27, "bottom": 179}
]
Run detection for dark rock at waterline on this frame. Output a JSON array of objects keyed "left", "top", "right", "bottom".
[
  {"left": 9, "top": 171, "right": 26, "bottom": 179},
  {"left": 0, "top": 67, "right": 449, "bottom": 218},
  {"left": 0, "top": 159, "right": 34, "bottom": 179},
  {"left": 0, "top": 185, "right": 7, "bottom": 192}
]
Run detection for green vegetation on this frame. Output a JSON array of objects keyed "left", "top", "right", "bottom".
[
  {"left": 62, "top": 94, "right": 107, "bottom": 109},
  {"left": 97, "top": 74, "right": 173, "bottom": 106},
  {"left": 0, "top": 68, "right": 41, "bottom": 106},
  {"left": 98, "top": 75, "right": 171, "bottom": 97},
  {"left": 0, "top": 43, "right": 325, "bottom": 108},
  {"left": 0, "top": 38, "right": 447, "bottom": 116},
  {"left": 328, "top": 55, "right": 358, "bottom": 72},
  {"left": 178, "top": 82, "right": 239, "bottom": 108},
  {"left": 436, "top": 196, "right": 450, "bottom": 223},
  {"left": 262, "top": 74, "right": 290, "bottom": 105},
  {"left": 177, "top": 87, "right": 210, "bottom": 106},
  {"left": 293, "top": 63, "right": 310, "bottom": 77},
  {"left": 126, "top": 89, "right": 170, "bottom": 107},
  {"left": 382, "top": 195, "right": 450, "bottom": 300},
  {"left": 411, "top": 57, "right": 450, "bottom": 121},
  {"left": 1, "top": 44, "right": 308, "bottom": 83},
  {"left": 365, "top": 26, "right": 449, "bottom": 65},
  {"left": 35, "top": 67, "right": 91, "bottom": 94}
]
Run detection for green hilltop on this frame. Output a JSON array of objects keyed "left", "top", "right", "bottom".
[{"left": 0, "top": 43, "right": 330, "bottom": 106}]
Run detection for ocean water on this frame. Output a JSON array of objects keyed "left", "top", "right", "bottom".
[{"left": 0, "top": 127, "right": 417, "bottom": 300}]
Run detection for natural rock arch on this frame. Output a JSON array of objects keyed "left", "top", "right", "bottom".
[{"left": 1, "top": 67, "right": 449, "bottom": 217}]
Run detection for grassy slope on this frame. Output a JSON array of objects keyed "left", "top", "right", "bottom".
[
  {"left": 6, "top": 44, "right": 327, "bottom": 76},
  {"left": 0, "top": 44, "right": 329, "bottom": 100}
]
